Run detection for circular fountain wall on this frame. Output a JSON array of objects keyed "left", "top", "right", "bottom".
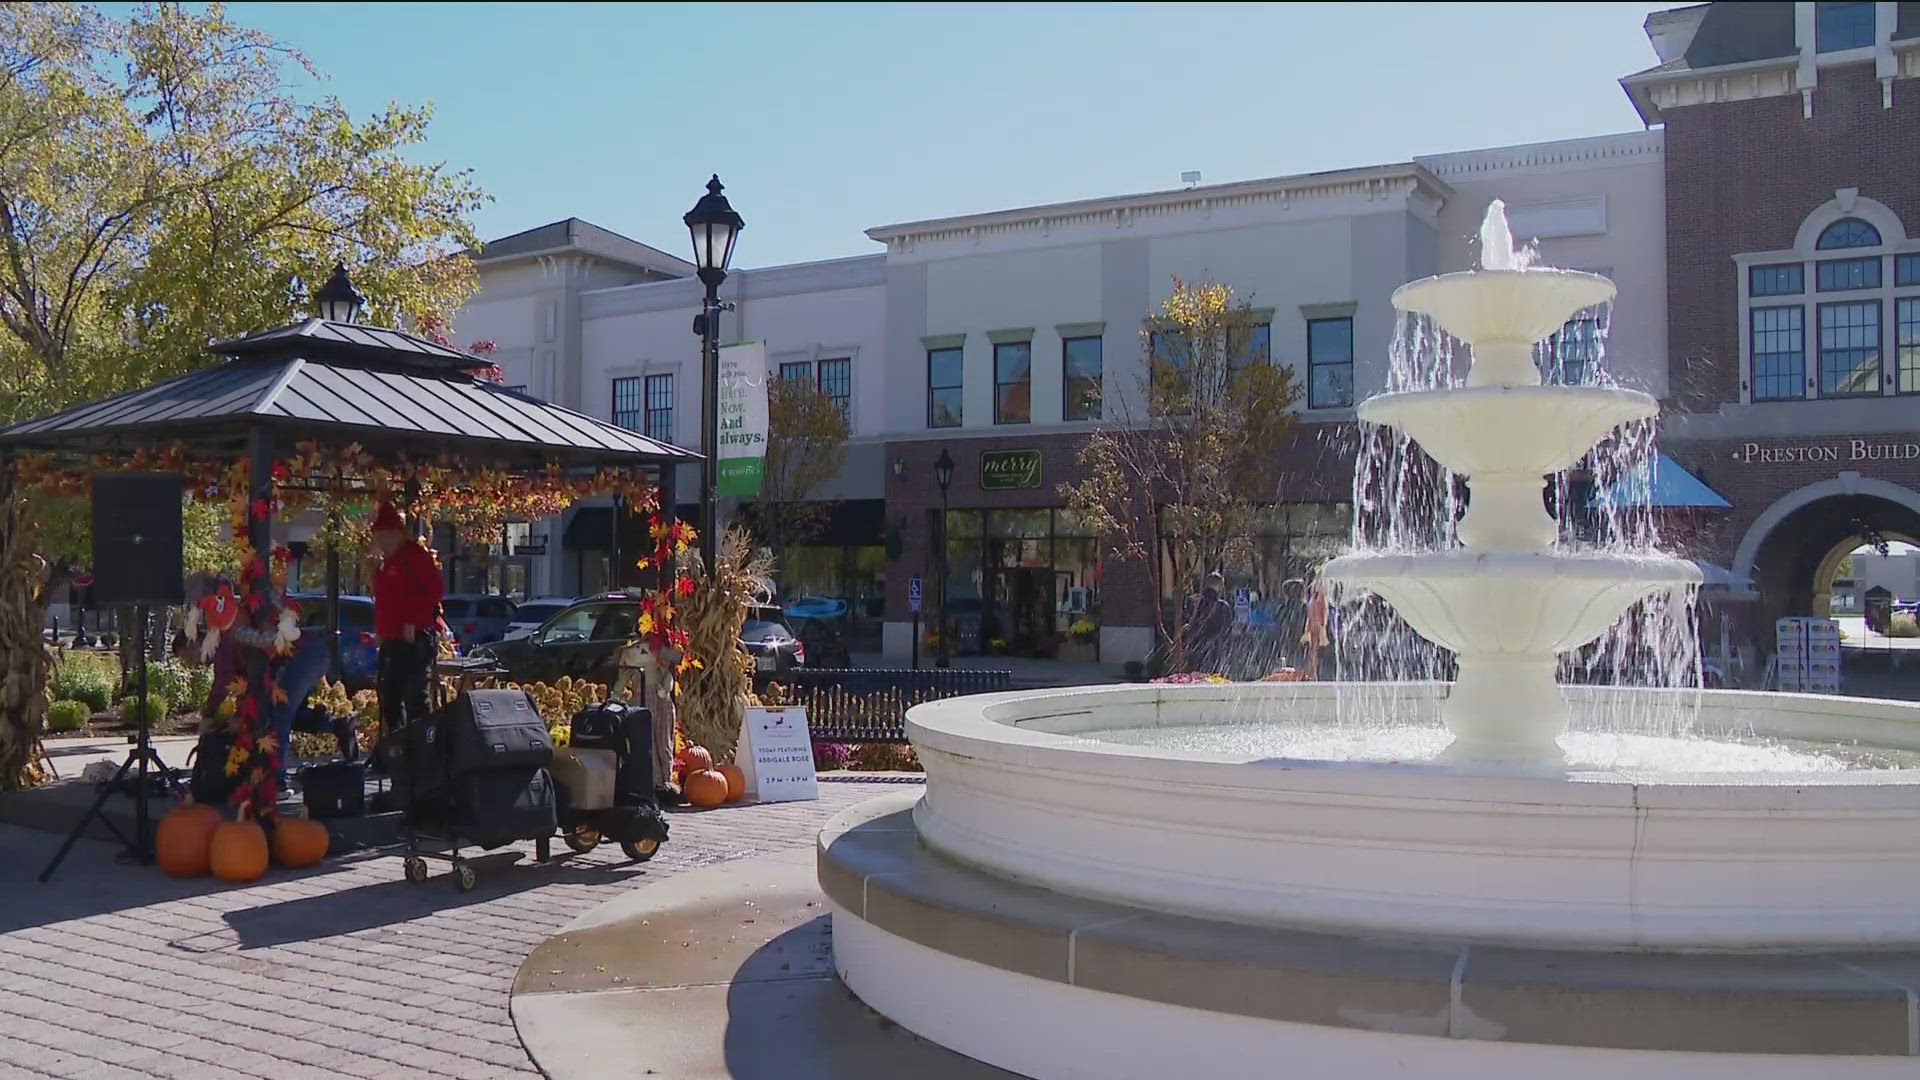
[{"left": 906, "top": 683, "right": 1920, "bottom": 950}]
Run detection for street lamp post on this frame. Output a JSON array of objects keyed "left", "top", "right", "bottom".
[
  {"left": 683, "top": 175, "right": 745, "bottom": 576},
  {"left": 934, "top": 446, "right": 955, "bottom": 668}
]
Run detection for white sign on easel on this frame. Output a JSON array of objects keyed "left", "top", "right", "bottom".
[{"left": 736, "top": 706, "right": 818, "bottom": 803}]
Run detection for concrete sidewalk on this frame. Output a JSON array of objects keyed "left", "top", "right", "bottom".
[{"left": 510, "top": 846, "right": 1015, "bottom": 1079}]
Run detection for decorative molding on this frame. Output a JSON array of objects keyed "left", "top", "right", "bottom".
[
  {"left": 987, "top": 327, "right": 1035, "bottom": 345},
  {"left": 1299, "top": 301, "right": 1357, "bottom": 321},
  {"left": 922, "top": 333, "right": 967, "bottom": 351},
  {"left": 1415, "top": 132, "right": 1663, "bottom": 182},
  {"left": 867, "top": 164, "right": 1451, "bottom": 253},
  {"left": 1055, "top": 322, "right": 1106, "bottom": 339},
  {"left": 1504, "top": 195, "right": 1609, "bottom": 241}
]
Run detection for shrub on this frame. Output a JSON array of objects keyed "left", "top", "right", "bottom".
[
  {"left": 185, "top": 664, "right": 213, "bottom": 714},
  {"left": 47, "top": 699, "right": 91, "bottom": 733},
  {"left": 51, "top": 654, "right": 114, "bottom": 712},
  {"left": 850, "top": 742, "right": 908, "bottom": 771},
  {"left": 813, "top": 742, "right": 852, "bottom": 771},
  {"left": 119, "top": 695, "right": 168, "bottom": 727},
  {"left": 121, "top": 662, "right": 188, "bottom": 715}
]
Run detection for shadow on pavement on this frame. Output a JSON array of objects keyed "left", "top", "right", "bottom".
[
  {"left": 220, "top": 855, "right": 655, "bottom": 949},
  {"left": 720, "top": 917, "right": 1018, "bottom": 1079}
]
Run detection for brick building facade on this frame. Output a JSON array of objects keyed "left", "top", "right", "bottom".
[{"left": 1626, "top": 2, "right": 1920, "bottom": 626}]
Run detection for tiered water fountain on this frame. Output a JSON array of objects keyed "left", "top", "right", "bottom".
[{"left": 822, "top": 203, "right": 1920, "bottom": 1079}]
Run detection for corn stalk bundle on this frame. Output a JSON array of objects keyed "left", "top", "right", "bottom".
[
  {"left": 0, "top": 471, "right": 52, "bottom": 789},
  {"left": 675, "top": 529, "right": 771, "bottom": 761}
]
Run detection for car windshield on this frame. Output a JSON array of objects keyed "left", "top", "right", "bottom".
[
  {"left": 537, "top": 605, "right": 601, "bottom": 642},
  {"left": 742, "top": 619, "right": 789, "bottom": 640}
]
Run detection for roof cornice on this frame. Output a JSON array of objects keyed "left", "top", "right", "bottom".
[{"left": 865, "top": 163, "right": 1452, "bottom": 249}]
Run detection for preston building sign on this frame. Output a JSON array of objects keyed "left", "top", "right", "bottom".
[{"left": 1732, "top": 438, "right": 1920, "bottom": 466}]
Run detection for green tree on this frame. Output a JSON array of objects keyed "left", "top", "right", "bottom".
[
  {"left": 0, "top": 2, "right": 485, "bottom": 421},
  {"left": 0, "top": 2, "right": 485, "bottom": 788},
  {"left": 1061, "top": 278, "right": 1302, "bottom": 669}
]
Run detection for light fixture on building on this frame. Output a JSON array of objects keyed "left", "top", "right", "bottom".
[
  {"left": 934, "top": 447, "right": 955, "bottom": 493},
  {"left": 893, "top": 458, "right": 906, "bottom": 479},
  {"left": 315, "top": 263, "right": 366, "bottom": 324}
]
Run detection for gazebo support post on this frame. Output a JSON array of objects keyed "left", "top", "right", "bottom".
[
  {"left": 247, "top": 427, "right": 275, "bottom": 806},
  {"left": 325, "top": 508, "right": 341, "bottom": 684}
]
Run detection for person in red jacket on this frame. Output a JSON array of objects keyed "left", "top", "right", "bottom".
[{"left": 371, "top": 502, "right": 443, "bottom": 732}]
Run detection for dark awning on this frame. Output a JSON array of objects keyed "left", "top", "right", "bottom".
[
  {"left": 563, "top": 506, "right": 617, "bottom": 549},
  {"left": 732, "top": 499, "right": 886, "bottom": 547}
]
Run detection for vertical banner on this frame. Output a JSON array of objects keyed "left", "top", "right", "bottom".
[{"left": 716, "top": 341, "right": 768, "bottom": 496}]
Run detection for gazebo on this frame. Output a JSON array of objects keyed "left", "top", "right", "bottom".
[{"left": 0, "top": 267, "right": 699, "bottom": 800}]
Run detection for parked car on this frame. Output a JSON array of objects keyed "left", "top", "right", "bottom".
[
  {"left": 473, "top": 595, "right": 806, "bottom": 686},
  {"left": 742, "top": 605, "right": 806, "bottom": 674},
  {"left": 501, "top": 596, "right": 575, "bottom": 642},
  {"left": 288, "top": 594, "right": 379, "bottom": 689},
  {"left": 442, "top": 594, "right": 517, "bottom": 648},
  {"left": 789, "top": 615, "right": 852, "bottom": 667}
]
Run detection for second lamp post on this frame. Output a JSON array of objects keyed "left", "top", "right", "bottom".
[{"left": 684, "top": 175, "right": 745, "bottom": 576}]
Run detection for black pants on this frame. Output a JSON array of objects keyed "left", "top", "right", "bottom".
[{"left": 377, "top": 635, "right": 437, "bottom": 733}]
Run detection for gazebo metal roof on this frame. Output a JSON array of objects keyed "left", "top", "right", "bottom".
[{"left": 0, "top": 317, "right": 698, "bottom": 470}]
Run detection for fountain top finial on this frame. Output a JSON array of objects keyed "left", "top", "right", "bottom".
[{"left": 1477, "top": 200, "right": 1534, "bottom": 272}]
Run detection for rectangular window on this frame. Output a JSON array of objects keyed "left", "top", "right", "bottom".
[
  {"left": 1227, "top": 321, "right": 1272, "bottom": 369},
  {"left": 1062, "top": 336, "right": 1103, "bottom": 421},
  {"left": 928, "top": 346, "right": 963, "bottom": 428},
  {"left": 612, "top": 376, "right": 643, "bottom": 430},
  {"left": 1307, "top": 317, "right": 1354, "bottom": 408},
  {"left": 1818, "top": 300, "right": 1881, "bottom": 397},
  {"left": 779, "top": 360, "right": 811, "bottom": 383},
  {"left": 1816, "top": 1, "right": 1875, "bottom": 51},
  {"left": 1542, "top": 316, "right": 1602, "bottom": 385},
  {"left": 817, "top": 357, "right": 852, "bottom": 419},
  {"left": 1896, "top": 253, "right": 1920, "bottom": 287},
  {"left": 993, "top": 341, "right": 1032, "bottom": 424},
  {"left": 1749, "top": 263, "right": 1805, "bottom": 297},
  {"left": 503, "top": 384, "right": 528, "bottom": 394},
  {"left": 1817, "top": 256, "right": 1881, "bottom": 292},
  {"left": 644, "top": 373, "right": 674, "bottom": 442},
  {"left": 1749, "top": 305, "right": 1805, "bottom": 401},
  {"left": 1898, "top": 297, "right": 1920, "bottom": 394}
]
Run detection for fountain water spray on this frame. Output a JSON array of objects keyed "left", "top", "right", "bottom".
[{"left": 1323, "top": 201, "right": 1701, "bottom": 762}]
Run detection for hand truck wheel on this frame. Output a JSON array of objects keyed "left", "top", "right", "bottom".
[
  {"left": 455, "top": 862, "right": 477, "bottom": 892},
  {"left": 564, "top": 825, "right": 602, "bottom": 853},
  {"left": 404, "top": 856, "right": 429, "bottom": 883},
  {"left": 620, "top": 837, "right": 660, "bottom": 862}
]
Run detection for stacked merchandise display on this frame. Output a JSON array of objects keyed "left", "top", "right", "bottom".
[{"left": 1774, "top": 616, "right": 1842, "bottom": 694}]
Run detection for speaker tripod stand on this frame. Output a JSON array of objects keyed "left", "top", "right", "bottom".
[{"left": 39, "top": 607, "right": 184, "bottom": 882}]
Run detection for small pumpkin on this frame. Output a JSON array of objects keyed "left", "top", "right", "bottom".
[
  {"left": 684, "top": 768, "right": 729, "bottom": 808},
  {"left": 157, "top": 803, "right": 223, "bottom": 877},
  {"left": 717, "top": 762, "right": 747, "bottom": 802},
  {"left": 210, "top": 819, "right": 270, "bottom": 883},
  {"left": 272, "top": 816, "right": 330, "bottom": 869},
  {"left": 676, "top": 744, "right": 713, "bottom": 779}
]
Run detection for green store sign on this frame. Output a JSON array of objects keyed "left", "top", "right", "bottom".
[{"left": 979, "top": 449, "right": 1042, "bottom": 491}]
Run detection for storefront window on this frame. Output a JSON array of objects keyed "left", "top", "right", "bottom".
[
  {"left": 937, "top": 508, "right": 1101, "bottom": 659},
  {"left": 1158, "top": 502, "right": 1354, "bottom": 668}
]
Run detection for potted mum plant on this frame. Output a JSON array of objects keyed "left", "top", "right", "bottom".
[{"left": 1058, "top": 618, "right": 1099, "bottom": 663}]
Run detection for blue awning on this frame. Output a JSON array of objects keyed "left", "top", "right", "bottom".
[{"left": 1595, "top": 452, "right": 1731, "bottom": 509}]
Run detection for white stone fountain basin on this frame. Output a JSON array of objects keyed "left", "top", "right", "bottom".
[
  {"left": 1322, "top": 551, "right": 1701, "bottom": 656},
  {"left": 1392, "top": 268, "right": 1615, "bottom": 387},
  {"left": 1358, "top": 385, "right": 1656, "bottom": 478},
  {"left": 906, "top": 683, "right": 1920, "bottom": 951}
]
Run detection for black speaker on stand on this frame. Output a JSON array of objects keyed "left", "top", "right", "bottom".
[{"left": 40, "top": 473, "right": 188, "bottom": 881}]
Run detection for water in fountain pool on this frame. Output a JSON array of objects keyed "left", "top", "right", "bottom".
[{"left": 1073, "top": 719, "right": 1920, "bottom": 773}]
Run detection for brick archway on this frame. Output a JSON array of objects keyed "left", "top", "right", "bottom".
[{"left": 1732, "top": 474, "right": 1920, "bottom": 618}]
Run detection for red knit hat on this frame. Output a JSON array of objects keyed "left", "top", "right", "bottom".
[{"left": 371, "top": 502, "right": 406, "bottom": 533}]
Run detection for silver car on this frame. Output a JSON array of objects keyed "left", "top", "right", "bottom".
[
  {"left": 500, "top": 596, "right": 576, "bottom": 642},
  {"left": 443, "top": 594, "right": 517, "bottom": 648}
]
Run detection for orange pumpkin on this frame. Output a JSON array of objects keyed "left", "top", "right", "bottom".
[
  {"left": 676, "top": 745, "right": 713, "bottom": 779},
  {"left": 717, "top": 762, "right": 747, "bottom": 802},
  {"left": 210, "top": 819, "right": 270, "bottom": 883},
  {"left": 684, "top": 768, "right": 729, "bottom": 808},
  {"left": 157, "top": 803, "right": 223, "bottom": 877},
  {"left": 272, "top": 816, "right": 330, "bottom": 869}
]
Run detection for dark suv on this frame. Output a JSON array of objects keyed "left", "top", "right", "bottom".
[{"left": 473, "top": 595, "right": 805, "bottom": 685}]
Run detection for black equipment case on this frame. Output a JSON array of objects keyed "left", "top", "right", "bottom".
[{"left": 398, "top": 688, "right": 557, "bottom": 852}]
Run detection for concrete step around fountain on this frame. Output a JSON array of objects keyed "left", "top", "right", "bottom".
[{"left": 822, "top": 792, "right": 1920, "bottom": 1060}]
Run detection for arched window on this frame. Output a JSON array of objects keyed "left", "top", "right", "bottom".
[{"left": 1817, "top": 218, "right": 1883, "bottom": 249}]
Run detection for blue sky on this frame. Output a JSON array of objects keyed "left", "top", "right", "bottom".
[{"left": 191, "top": 2, "right": 1673, "bottom": 268}]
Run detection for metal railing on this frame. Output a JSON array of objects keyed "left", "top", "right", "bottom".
[{"left": 767, "top": 668, "right": 1012, "bottom": 744}]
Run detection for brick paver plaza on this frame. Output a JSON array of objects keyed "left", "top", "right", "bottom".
[{"left": 0, "top": 780, "right": 907, "bottom": 1079}]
